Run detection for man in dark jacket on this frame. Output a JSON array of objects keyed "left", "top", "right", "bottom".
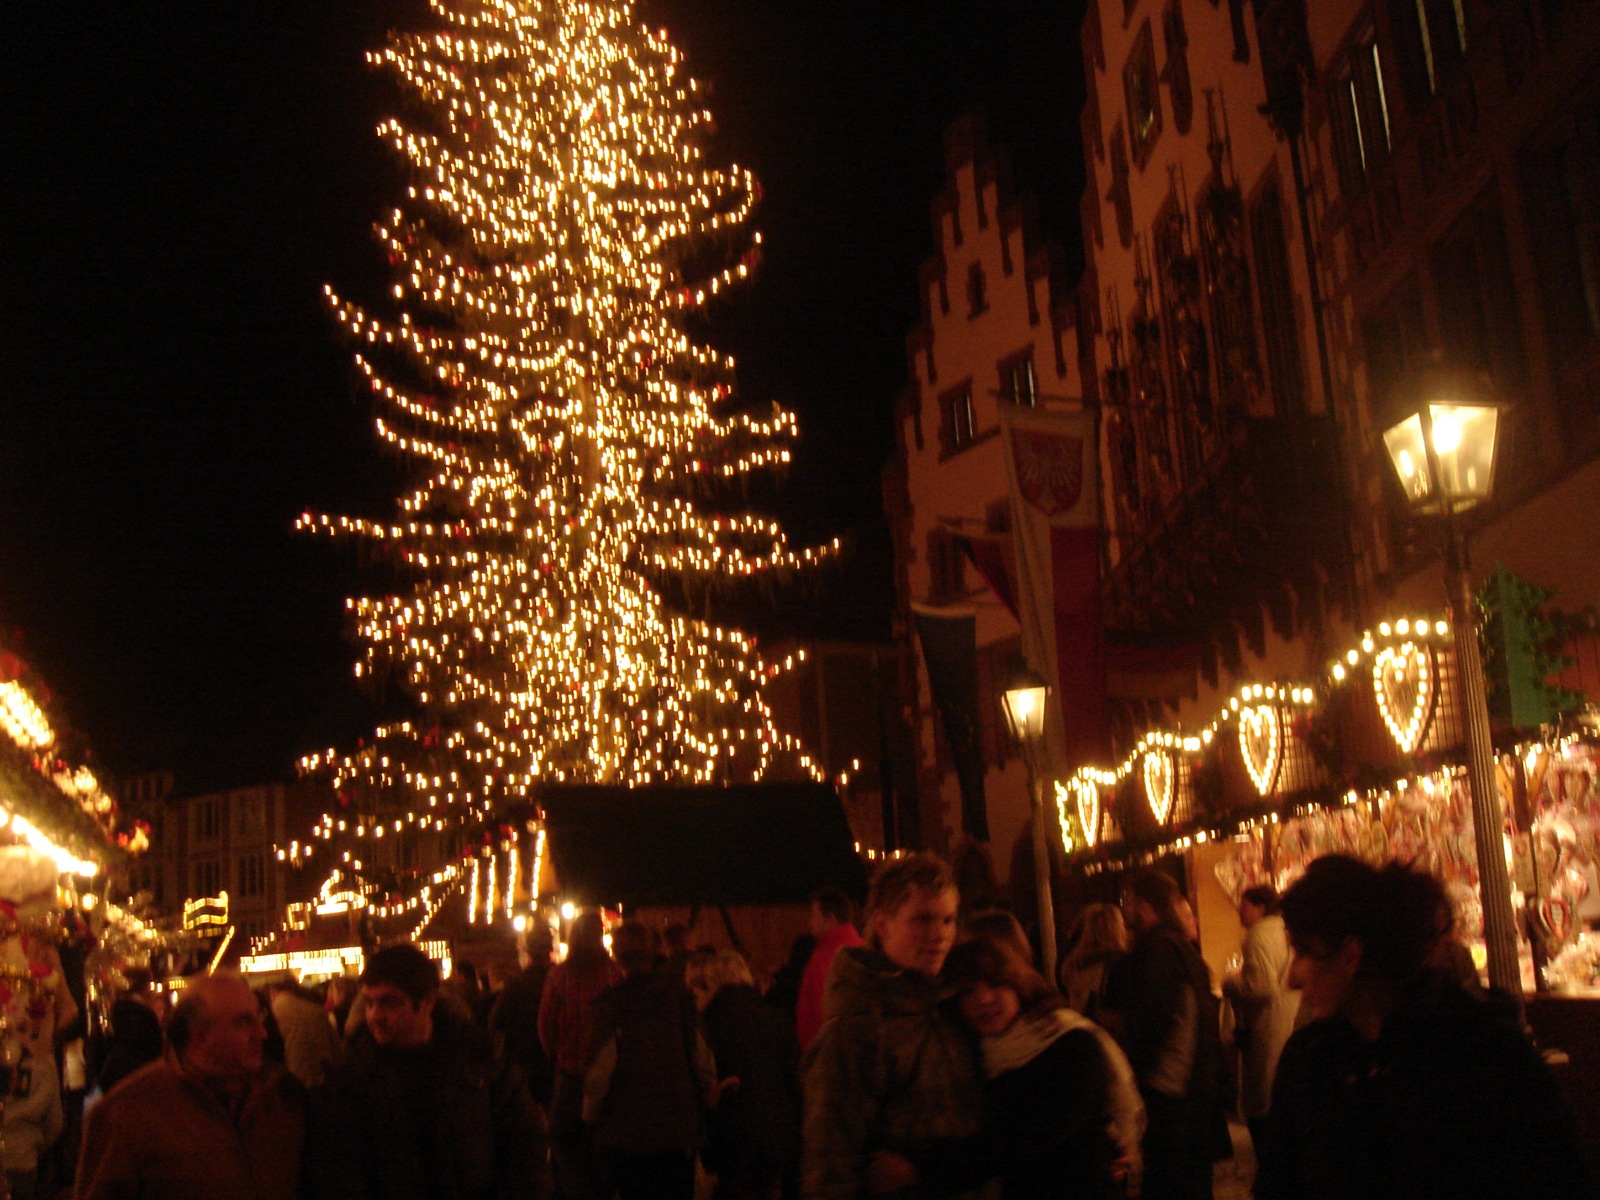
[
  {"left": 582, "top": 922, "right": 717, "bottom": 1200},
  {"left": 306, "top": 943, "right": 550, "bottom": 1200},
  {"left": 800, "top": 852, "right": 983, "bottom": 1200},
  {"left": 490, "top": 923, "right": 557, "bottom": 1106},
  {"left": 1102, "top": 868, "right": 1229, "bottom": 1200}
]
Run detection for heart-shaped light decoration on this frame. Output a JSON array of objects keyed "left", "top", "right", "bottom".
[
  {"left": 1143, "top": 749, "right": 1175, "bottom": 825},
  {"left": 1373, "top": 641, "right": 1435, "bottom": 754},
  {"left": 1072, "top": 778, "right": 1101, "bottom": 848},
  {"left": 1238, "top": 705, "right": 1284, "bottom": 796}
]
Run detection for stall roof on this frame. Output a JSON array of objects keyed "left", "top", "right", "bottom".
[{"left": 539, "top": 782, "right": 868, "bottom": 908}]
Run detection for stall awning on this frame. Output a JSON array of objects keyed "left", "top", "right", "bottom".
[{"left": 538, "top": 782, "right": 868, "bottom": 908}]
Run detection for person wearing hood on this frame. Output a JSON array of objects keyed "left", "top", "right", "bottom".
[
  {"left": 583, "top": 922, "right": 721, "bottom": 1200},
  {"left": 801, "top": 852, "right": 983, "bottom": 1200}
]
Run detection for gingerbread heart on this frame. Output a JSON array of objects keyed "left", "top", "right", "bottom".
[
  {"left": 1373, "top": 642, "right": 1436, "bottom": 754},
  {"left": 1143, "top": 749, "right": 1175, "bottom": 825},
  {"left": 1239, "top": 704, "right": 1284, "bottom": 796}
]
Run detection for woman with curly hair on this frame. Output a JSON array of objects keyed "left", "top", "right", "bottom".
[{"left": 1256, "top": 855, "right": 1591, "bottom": 1200}]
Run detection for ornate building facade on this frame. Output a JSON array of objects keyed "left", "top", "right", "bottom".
[
  {"left": 1082, "top": 0, "right": 1600, "bottom": 720},
  {"left": 886, "top": 117, "right": 1087, "bottom": 890},
  {"left": 888, "top": 0, "right": 1600, "bottom": 917}
]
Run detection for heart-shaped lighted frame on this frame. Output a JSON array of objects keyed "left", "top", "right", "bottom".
[
  {"left": 1373, "top": 641, "right": 1436, "bottom": 755},
  {"left": 1238, "top": 704, "right": 1284, "bottom": 796},
  {"left": 1071, "top": 778, "right": 1101, "bottom": 848},
  {"left": 1143, "top": 749, "right": 1175, "bottom": 825}
]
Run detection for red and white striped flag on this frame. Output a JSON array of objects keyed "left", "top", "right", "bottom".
[{"left": 1000, "top": 404, "right": 1110, "bottom": 775}]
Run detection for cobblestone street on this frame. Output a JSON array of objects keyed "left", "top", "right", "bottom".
[{"left": 1214, "top": 1123, "right": 1256, "bottom": 1200}]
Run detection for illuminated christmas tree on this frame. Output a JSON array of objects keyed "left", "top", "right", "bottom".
[{"left": 288, "top": 0, "right": 829, "bottom": 934}]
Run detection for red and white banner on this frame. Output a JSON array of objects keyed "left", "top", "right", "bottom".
[{"left": 1001, "top": 405, "right": 1110, "bottom": 774}]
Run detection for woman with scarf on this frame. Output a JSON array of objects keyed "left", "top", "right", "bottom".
[{"left": 869, "top": 932, "right": 1144, "bottom": 1200}]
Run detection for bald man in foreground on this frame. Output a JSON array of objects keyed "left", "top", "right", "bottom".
[{"left": 76, "top": 971, "right": 305, "bottom": 1200}]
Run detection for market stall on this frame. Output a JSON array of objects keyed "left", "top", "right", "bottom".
[{"left": 1054, "top": 611, "right": 1600, "bottom": 993}]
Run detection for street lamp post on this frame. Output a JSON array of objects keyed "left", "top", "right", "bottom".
[
  {"left": 1382, "top": 372, "right": 1521, "bottom": 997},
  {"left": 1002, "top": 667, "right": 1058, "bottom": 981}
]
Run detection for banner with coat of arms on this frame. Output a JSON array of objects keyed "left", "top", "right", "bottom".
[{"left": 1000, "top": 405, "right": 1110, "bottom": 774}]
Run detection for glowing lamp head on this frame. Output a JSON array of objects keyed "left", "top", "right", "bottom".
[
  {"left": 1001, "top": 667, "right": 1050, "bottom": 747},
  {"left": 1381, "top": 363, "right": 1503, "bottom": 515}
]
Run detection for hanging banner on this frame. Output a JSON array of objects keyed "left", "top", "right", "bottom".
[
  {"left": 1001, "top": 405, "right": 1110, "bottom": 774},
  {"left": 912, "top": 603, "right": 989, "bottom": 841}
]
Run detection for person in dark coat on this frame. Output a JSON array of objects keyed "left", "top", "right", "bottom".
[
  {"left": 1255, "top": 855, "right": 1592, "bottom": 1200},
  {"left": 541, "top": 911, "right": 620, "bottom": 1200},
  {"left": 801, "top": 853, "right": 984, "bottom": 1200},
  {"left": 688, "top": 950, "right": 802, "bottom": 1200},
  {"left": 764, "top": 933, "right": 815, "bottom": 1018},
  {"left": 583, "top": 922, "right": 718, "bottom": 1200},
  {"left": 93, "top": 969, "right": 164, "bottom": 1095},
  {"left": 490, "top": 923, "right": 557, "bottom": 1106},
  {"left": 78, "top": 973, "right": 306, "bottom": 1200},
  {"left": 1101, "top": 869, "right": 1230, "bottom": 1200},
  {"left": 305, "top": 943, "right": 550, "bottom": 1200}
]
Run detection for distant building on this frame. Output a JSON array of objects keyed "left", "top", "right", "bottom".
[
  {"left": 115, "top": 773, "right": 321, "bottom": 942},
  {"left": 885, "top": 115, "right": 1087, "bottom": 883}
]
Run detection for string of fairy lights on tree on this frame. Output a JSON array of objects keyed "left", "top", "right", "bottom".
[{"left": 290, "top": 0, "right": 829, "bottom": 928}]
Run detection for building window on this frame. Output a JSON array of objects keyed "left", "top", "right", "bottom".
[
  {"left": 1522, "top": 128, "right": 1600, "bottom": 378},
  {"left": 1124, "top": 20, "right": 1163, "bottom": 169},
  {"left": 1431, "top": 191, "right": 1527, "bottom": 395},
  {"left": 966, "top": 262, "right": 988, "bottom": 317},
  {"left": 1154, "top": 198, "right": 1214, "bottom": 479},
  {"left": 237, "top": 854, "right": 266, "bottom": 899},
  {"left": 1393, "top": 0, "right": 1467, "bottom": 101},
  {"left": 234, "top": 792, "right": 267, "bottom": 840},
  {"left": 1162, "top": 0, "right": 1194, "bottom": 136},
  {"left": 1109, "top": 124, "right": 1134, "bottom": 250},
  {"left": 192, "top": 798, "right": 221, "bottom": 843},
  {"left": 926, "top": 528, "right": 967, "bottom": 604},
  {"left": 998, "top": 352, "right": 1037, "bottom": 408},
  {"left": 1249, "top": 173, "right": 1306, "bottom": 417},
  {"left": 1197, "top": 179, "right": 1261, "bottom": 412},
  {"left": 1361, "top": 275, "right": 1427, "bottom": 423},
  {"left": 193, "top": 858, "right": 221, "bottom": 898},
  {"left": 1329, "top": 32, "right": 1391, "bottom": 196},
  {"left": 939, "top": 384, "right": 977, "bottom": 456}
]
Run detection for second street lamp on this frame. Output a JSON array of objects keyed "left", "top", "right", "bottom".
[
  {"left": 1381, "top": 365, "right": 1520, "bottom": 997},
  {"left": 1002, "top": 667, "right": 1058, "bottom": 980}
]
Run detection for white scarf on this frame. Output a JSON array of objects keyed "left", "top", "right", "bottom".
[{"left": 980, "top": 1007, "right": 1147, "bottom": 1181}]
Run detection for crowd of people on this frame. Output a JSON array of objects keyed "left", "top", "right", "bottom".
[{"left": 52, "top": 848, "right": 1599, "bottom": 1200}]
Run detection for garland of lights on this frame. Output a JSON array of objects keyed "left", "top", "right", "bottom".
[
  {"left": 0, "top": 676, "right": 140, "bottom": 861},
  {"left": 287, "top": 0, "right": 831, "bottom": 932},
  {"left": 1055, "top": 615, "right": 1456, "bottom": 860}
]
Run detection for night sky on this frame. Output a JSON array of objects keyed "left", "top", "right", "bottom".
[{"left": 1, "top": 0, "right": 1085, "bottom": 794}]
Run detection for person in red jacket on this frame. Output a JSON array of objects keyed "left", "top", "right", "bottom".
[
  {"left": 795, "top": 888, "right": 863, "bottom": 1052},
  {"left": 540, "top": 911, "right": 621, "bottom": 1200}
]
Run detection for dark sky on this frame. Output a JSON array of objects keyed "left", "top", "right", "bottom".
[{"left": 0, "top": 0, "right": 1085, "bottom": 794}]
